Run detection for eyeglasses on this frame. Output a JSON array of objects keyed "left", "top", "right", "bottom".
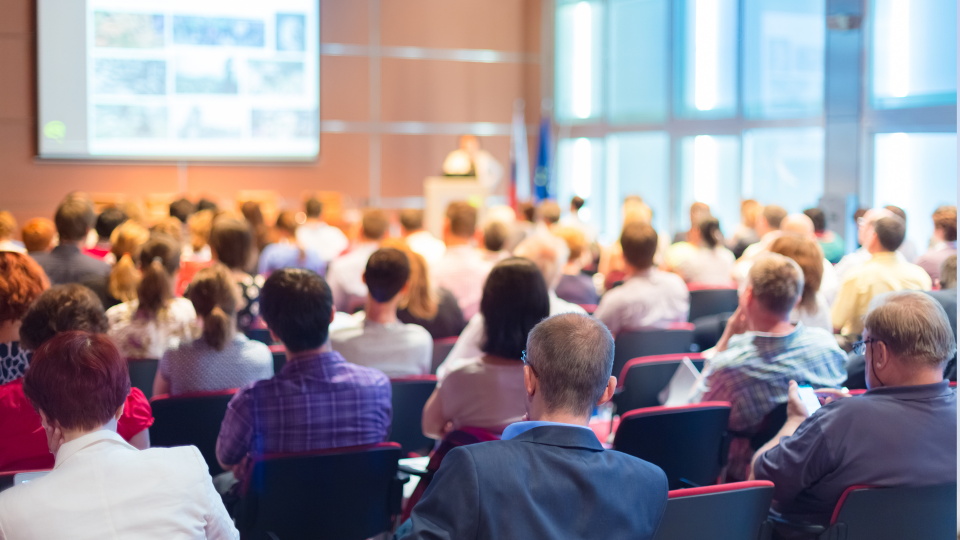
[
  {"left": 521, "top": 349, "right": 538, "bottom": 376},
  {"left": 852, "top": 338, "right": 881, "bottom": 355}
]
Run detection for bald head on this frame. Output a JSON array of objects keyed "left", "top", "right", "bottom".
[
  {"left": 514, "top": 233, "right": 569, "bottom": 290},
  {"left": 781, "top": 214, "right": 815, "bottom": 239}
]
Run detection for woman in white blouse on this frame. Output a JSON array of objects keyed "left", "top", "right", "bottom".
[{"left": 674, "top": 217, "right": 737, "bottom": 286}]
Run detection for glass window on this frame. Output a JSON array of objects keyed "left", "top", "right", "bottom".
[
  {"left": 874, "top": 132, "right": 958, "bottom": 254},
  {"left": 743, "top": 0, "right": 825, "bottom": 118},
  {"left": 607, "top": 0, "right": 669, "bottom": 124},
  {"left": 742, "top": 127, "right": 825, "bottom": 214},
  {"left": 555, "top": 0, "right": 605, "bottom": 122},
  {"left": 678, "top": 135, "right": 741, "bottom": 235},
  {"left": 677, "top": 0, "right": 739, "bottom": 118},
  {"left": 556, "top": 138, "right": 607, "bottom": 237},
  {"left": 606, "top": 132, "right": 671, "bottom": 235},
  {"left": 871, "top": 0, "right": 957, "bottom": 109}
]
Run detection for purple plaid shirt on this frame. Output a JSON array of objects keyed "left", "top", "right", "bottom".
[{"left": 216, "top": 351, "right": 392, "bottom": 467}]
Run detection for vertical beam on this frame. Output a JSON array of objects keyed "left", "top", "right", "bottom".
[{"left": 368, "top": 0, "right": 382, "bottom": 207}]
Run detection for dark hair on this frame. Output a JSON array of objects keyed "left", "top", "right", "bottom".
[
  {"left": 188, "top": 264, "right": 236, "bottom": 351},
  {"left": 95, "top": 208, "right": 128, "bottom": 240},
  {"left": 20, "top": 284, "right": 108, "bottom": 350},
  {"left": 933, "top": 206, "right": 957, "bottom": 242},
  {"left": 197, "top": 198, "right": 219, "bottom": 213},
  {"left": 260, "top": 268, "right": 333, "bottom": 352},
  {"left": 571, "top": 196, "right": 585, "bottom": 211},
  {"left": 0, "top": 252, "right": 49, "bottom": 324},
  {"left": 537, "top": 201, "right": 561, "bottom": 225},
  {"left": 763, "top": 205, "right": 788, "bottom": 230},
  {"left": 169, "top": 198, "right": 196, "bottom": 223},
  {"left": 364, "top": 248, "right": 410, "bottom": 302},
  {"left": 446, "top": 202, "right": 477, "bottom": 238},
  {"left": 55, "top": 198, "right": 95, "bottom": 242},
  {"left": 241, "top": 201, "right": 265, "bottom": 228},
  {"left": 483, "top": 221, "right": 508, "bottom": 252},
  {"left": 210, "top": 218, "right": 252, "bottom": 270},
  {"left": 305, "top": 197, "right": 323, "bottom": 219},
  {"left": 275, "top": 210, "right": 299, "bottom": 236},
  {"left": 137, "top": 234, "right": 181, "bottom": 315},
  {"left": 361, "top": 208, "right": 390, "bottom": 240},
  {"left": 518, "top": 202, "right": 536, "bottom": 222},
  {"left": 698, "top": 217, "right": 722, "bottom": 249},
  {"left": 884, "top": 205, "right": 907, "bottom": 224},
  {"left": 480, "top": 258, "right": 550, "bottom": 360},
  {"left": 803, "top": 208, "right": 827, "bottom": 232},
  {"left": 620, "top": 221, "right": 658, "bottom": 270},
  {"left": 526, "top": 313, "right": 614, "bottom": 416},
  {"left": 23, "top": 331, "right": 130, "bottom": 431},
  {"left": 399, "top": 209, "right": 424, "bottom": 231},
  {"left": 873, "top": 216, "right": 906, "bottom": 251}
]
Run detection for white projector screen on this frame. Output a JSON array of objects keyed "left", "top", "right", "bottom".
[{"left": 37, "top": 0, "right": 320, "bottom": 162}]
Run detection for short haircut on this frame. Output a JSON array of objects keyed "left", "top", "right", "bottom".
[
  {"left": 480, "top": 258, "right": 551, "bottom": 360},
  {"left": 769, "top": 234, "right": 823, "bottom": 312},
  {"left": 620, "top": 221, "right": 658, "bottom": 270},
  {"left": 554, "top": 226, "right": 587, "bottom": 261},
  {"left": 933, "top": 206, "right": 957, "bottom": 242},
  {"left": 884, "top": 205, "right": 907, "bottom": 223},
  {"left": 445, "top": 201, "right": 477, "bottom": 238},
  {"left": 151, "top": 217, "right": 183, "bottom": 243},
  {"left": 537, "top": 201, "right": 562, "bottom": 225},
  {"left": 209, "top": 218, "right": 252, "bottom": 270},
  {"left": 803, "top": 208, "right": 827, "bottom": 232},
  {"left": 55, "top": 198, "right": 95, "bottom": 242},
  {"left": 941, "top": 255, "right": 957, "bottom": 290},
  {"left": 275, "top": 210, "right": 299, "bottom": 236},
  {"left": 865, "top": 291, "right": 956, "bottom": 368},
  {"left": 169, "top": 198, "right": 195, "bottom": 223},
  {"left": 361, "top": 208, "right": 390, "bottom": 240},
  {"left": 95, "top": 207, "right": 128, "bottom": 240},
  {"left": 526, "top": 313, "right": 614, "bottom": 416},
  {"left": 748, "top": 254, "right": 804, "bottom": 316},
  {"left": 0, "top": 211, "right": 16, "bottom": 239},
  {"left": 0, "top": 252, "right": 49, "bottom": 324},
  {"left": 305, "top": 197, "right": 323, "bottom": 219},
  {"left": 19, "top": 284, "right": 108, "bottom": 350},
  {"left": 518, "top": 202, "right": 536, "bottom": 222},
  {"left": 364, "top": 248, "right": 410, "bottom": 302},
  {"left": 873, "top": 216, "right": 906, "bottom": 251},
  {"left": 22, "top": 218, "right": 56, "bottom": 252},
  {"left": 399, "top": 209, "right": 424, "bottom": 231},
  {"left": 260, "top": 268, "right": 333, "bottom": 352},
  {"left": 762, "top": 205, "right": 788, "bottom": 230},
  {"left": 483, "top": 221, "right": 508, "bottom": 252},
  {"left": 23, "top": 331, "right": 130, "bottom": 431},
  {"left": 571, "top": 196, "right": 585, "bottom": 211}
]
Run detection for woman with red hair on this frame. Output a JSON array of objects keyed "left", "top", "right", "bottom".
[
  {"left": 0, "top": 252, "right": 48, "bottom": 385},
  {"left": 0, "top": 332, "right": 238, "bottom": 539}
]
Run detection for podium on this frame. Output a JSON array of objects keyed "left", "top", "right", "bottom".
[{"left": 423, "top": 177, "right": 489, "bottom": 238}]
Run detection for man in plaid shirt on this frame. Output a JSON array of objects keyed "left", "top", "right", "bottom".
[
  {"left": 216, "top": 268, "right": 392, "bottom": 483},
  {"left": 692, "top": 254, "right": 846, "bottom": 482}
]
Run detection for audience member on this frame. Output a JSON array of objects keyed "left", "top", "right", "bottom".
[
  {"left": 209, "top": 218, "right": 264, "bottom": 333},
  {"left": 884, "top": 205, "right": 917, "bottom": 262},
  {"left": 927, "top": 255, "right": 957, "bottom": 380},
  {"left": 21, "top": 217, "right": 55, "bottom": 255},
  {"left": 0, "top": 253, "right": 48, "bottom": 384},
  {"left": 515, "top": 234, "right": 586, "bottom": 313},
  {"left": 169, "top": 197, "right": 196, "bottom": 223},
  {"left": 257, "top": 210, "right": 326, "bottom": 277},
  {"left": 0, "top": 331, "right": 239, "bottom": 539},
  {"left": 480, "top": 219, "right": 511, "bottom": 263},
  {"left": 768, "top": 235, "right": 832, "bottom": 332},
  {"left": 0, "top": 211, "right": 25, "bottom": 253},
  {"left": 240, "top": 200, "right": 272, "bottom": 253},
  {"left": 183, "top": 209, "right": 214, "bottom": 263},
  {"left": 155, "top": 264, "right": 271, "bottom": 396},
  {"left": 834, "top": 208, "right": 891, "bottom": 280},
  {"left": 32, "top": 198, "right": 110, "bottom": 285},
  {"left": 296, "top": 196, "right": 349, "bottom": 262},
  {"left": 422, "top": 258, "right": 550, "bottom": 437},
  {"left": 84, "top": 219, "right": 151, "bottom": 309},
  {"left": 1, "top": 284, "right": 153, "bottom": 472},
  {"left": 151, "top": 216, "right": 184, "bottom": 243},
  {"left": 215, "top": 269, "right": 391, "bottom": 486},
  {"left": 672, "top": 201, "right": 711, "bottom": 244},
  {"left": 727, "top": 199, "right": 761, "bottom": 258},
  {"left": 504, "top": 201, "right": 535, "bottom": 252},
  {"left": 832, "top": 215, "right": 931, "bottom": 336},
  {"left": 107, "top": 234, "right": 198, "bottom": 360},
  {"left": 804, "top": 207, "right": 844, "bottom": 264},
  {"left": 739, "top": 204, "right": 788, "bottom": 260},
  {"left": 197, "top": 198, "right": 219, "bottom": 214},
  {"left": 915, "top": 205, "right": 957, "bottom": 284},
  {"left": 400, "top": 314, "right": 668, "bottom": 540},
  {"left": 387, "top": 242, "right": 465, "bottom": 339},
  {"left": 673, "top": 216, "right": 736, "bottom": 285},
  {"left": 431, "top": 202, "right": 493, "bottom": 320},
  {"left": 692, "top": 254, "right": 846, "bottom": 481},
  {"left": 326, "top": 208, "right": 389, "bottom": 313},
  {"left": 559, "top": 195, "right": 598, "bottom": 243},
  {"left": 400, "top": 208, "right": 445, "bottom": 266},
  {"left": 752, "top": 292, "right": 956, "bottom": 527},
  {"left": 536, "top": 200, "right": 562, "bottom": 232},
  {"left": 86, "top": 207, "right": 127, "bottom": 261},
  {"left": 594, "top": 221, "right": 689, "bottom": 335},
  {"left": 553, "top": 226, "right": 600, "bottom": 306}
]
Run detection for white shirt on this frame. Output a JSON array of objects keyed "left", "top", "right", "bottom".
[
  {"left": 405, "top": 230, "right": 446, "bottom": 267},
  {"left": 593, "top": 269, "right": 690, "bottom": 336},
  {"left": 326, "top": 242, "right": 380, "bottom": 312},
  {"left": 431, "top": 245, "right": 494, "bottom": 320},
  {"left": 331, "top": 316, "right": 433, "bottom": 378},
  {"left": 295, "top": 221, "right": 349, "bottom": 262},
  {"left": 676, "top": 247, "right": 737, "bottom": 285},
  {"left": 790, "top": 293, "right": 833, "bottom": 333},
  {"left": 0, "top": 430, "right": 237, "bottom": 540}
]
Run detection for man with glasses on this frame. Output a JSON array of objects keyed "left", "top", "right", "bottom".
[
  {"left": 398, "top": 313, "right": 669, "bottom": 540},
  {"left": 751, "top": 291, "right": 956, "bottom": 528}
]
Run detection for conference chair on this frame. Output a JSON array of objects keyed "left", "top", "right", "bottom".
[
  {"left": 613, "top": 353, "right": 706, "bottom": 414},
  {"left": 612, "top": 324, "right": 696, "bottom": 381},
  {"left": 149, "top": 389, "right": 238, "bottom": 476},
  {"left": 268, "top": 344, "right": 286, "bottom": 374},
  {"left": 128, "top": 358, "right": 159, "bottom": 400},
  {"left": 245, "top": 318, "right": 274, "bottom": 345},
  {"left": 770, "top": 483, "right": 957, "bottom": 540},
  {"left": 687, "top": 285, "right": 739, "bottom": 322},
  {"left": 390, "top": 376, "right": 438, "bottom": 456},
  {"left": 431, "top": 337, "right": 458, "bottom": 375},
  {"left": 692, "top": 311, "right": 735, "bottom": 351},
  {"left": 234, "top": 443, "right": 406, "bottom": 540},
  {"left": 654, "top": 481, "right": 775, "bottom": 540},
  {"left": 613, "top": 402, "right": 731, "bottom": 490}
]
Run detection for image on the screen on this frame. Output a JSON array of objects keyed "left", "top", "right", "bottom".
[{"left": 38, "top": 0, "right": 320, "bottom": 161}]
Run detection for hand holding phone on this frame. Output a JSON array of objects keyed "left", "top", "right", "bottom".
[{"left": 796, "top": 385, "right": 822, "bottom": 414}]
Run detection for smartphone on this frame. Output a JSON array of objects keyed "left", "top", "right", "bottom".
[{"left": 797, "top": 385, "right": 822, "bottom": 414}]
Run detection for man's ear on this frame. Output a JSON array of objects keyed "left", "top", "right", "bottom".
[
  {"left": 524, "top": 365, "right": 537, "bottom": 397},
  {"left": 597, "top": 376, "right": 617, "bottom": 406},
  {"left": 873, "top": 341, "right": 890, "bottom": 372},
  {"left": 361, "top": 272, "right": 366, "bottom": 285}
]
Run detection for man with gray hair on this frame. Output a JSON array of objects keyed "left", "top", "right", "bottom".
[
  {"left": 752, "top": 291, "right": 957, "bottom": 527},
  {"left": 399, "top": 313, "right": 669, "bottom": 540},
  {"left": 692, "top": 254, "right": 847, "bottom": 482}
]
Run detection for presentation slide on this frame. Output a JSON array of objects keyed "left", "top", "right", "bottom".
[{"left": 37, "top": 0, "right": 320, "bottom": 161}]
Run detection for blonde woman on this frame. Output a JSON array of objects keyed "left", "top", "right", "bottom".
[{"left": 81, "top": 219, "right": 149, "bottom": 309}]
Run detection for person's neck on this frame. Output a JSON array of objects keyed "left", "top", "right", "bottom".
[
  {"left": 868, "top": 245, "right": 891, "bottom": 256},
  {"left": 286, "top": 342, "right": 333, "bottom": 361},
  {"left": 445, "top": 236, "right": 472, "bottom": 248},
  {"left": 0, "top": 319, "right": 21, "bottom": 343},
  {"left": 746, "top": 311, "right": 794, "bottom": 335},
  {"left": 529, "top": 407, "right": 591, "bottom": 427},
  {"left": 364, "top": 296, "right": 400, "bottom": 324},
  {"left": 61, "top": 418, "right": 118, "bottom": 446},
  {"left": 882, "top": 365, "right": 945, "bottom": 388},
  {"left": 59, "top": 239, "right": 84, "bottom": 249},
  {"left": 624, "top": 263, "right": 651, "bottom": 279}
]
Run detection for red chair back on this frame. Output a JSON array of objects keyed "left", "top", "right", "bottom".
[
  {"left": 613, "top": 354, "right": 706, "bottom": 413},
  {"left": 431, "top": 337, "right": 458, "bottom": 375},
  {"left": 389, "top": 376, "right": 438, "bottom": 456},
  {"left": 654, "top": 481, "right": 774, "bottom": 540},
  {"left": 612, "top": 327, "right": 696, "bottom": 382},
  {"left": 149, "top": 389, "right": 238, "bottom": 476}
]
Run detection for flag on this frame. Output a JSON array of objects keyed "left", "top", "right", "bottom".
[
  {"left": 509, "top": 99, "right": 531, "bottom": 209},
  {"left": 533, "top": 114, "right": 553, "bottom": 202}
]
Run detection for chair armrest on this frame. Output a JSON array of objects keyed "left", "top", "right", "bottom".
[
  {"left": 766, "top": 514, "right": 827, "bottom": 537},
  {"left": 397, "top": 464, "right": 432, "bottom": 477},
  {"left": 390, "top": 472, "right": 411, "bottom": 515}
]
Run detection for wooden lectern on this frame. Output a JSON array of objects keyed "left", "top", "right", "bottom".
[{"left": 423, "top": 177, "right": 489, "bottom": 238}]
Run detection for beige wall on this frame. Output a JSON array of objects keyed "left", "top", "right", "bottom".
[{"left": 0, "top": 0, "right": 541, "bottom": 226}]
